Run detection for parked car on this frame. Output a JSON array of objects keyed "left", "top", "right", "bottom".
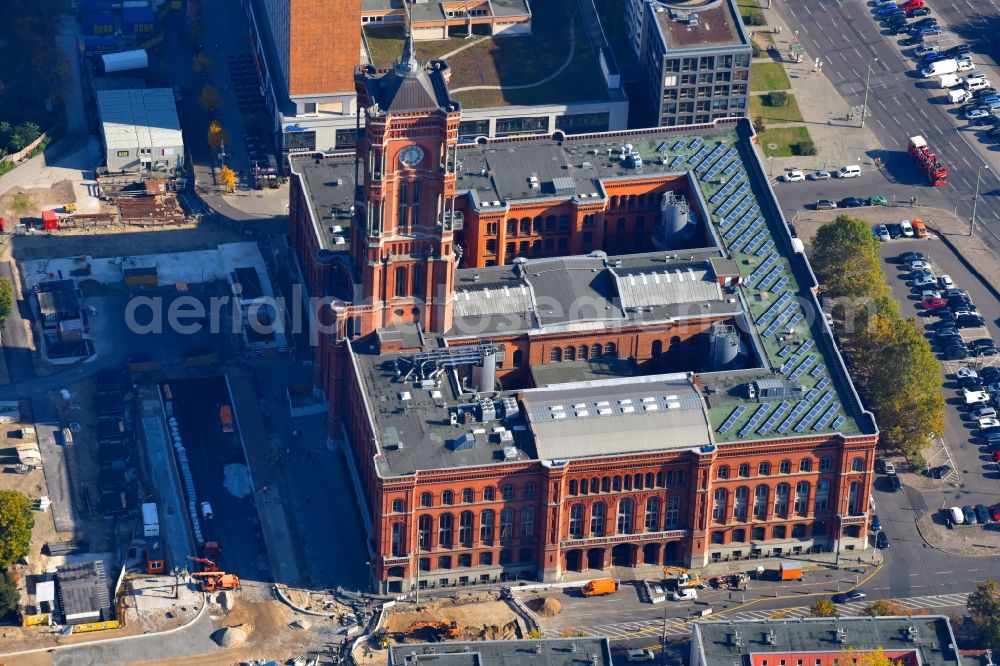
[
  {"left": 972, "top": 406, "right": 997, "bottom": 420},
  {"left": 941, "top": 347, "right": 968, "bottom": 360},
  {"left": 957, "top": 313, "right": 986, "bottom": 327},
  {"left": 906, "top": 6, "right": 931, "bottom": 16},
  {"left": 938, "top": 275, "right": 955, "bottom": 289},
  {"left": 899, "top": 251, "right": 925, "bottom": 263},
  {"left": 841, "top": 196, "right": 868, "bottom": 207},
  {"left": 963, "top": 505, "right": 978, "bottom": 525},
  {"left": 922, "top": 296, "right": 948, "bottom": 310},
  {"left": 878, "top": 225, "right": 890, "bottom": 242},
  {"left": 833, "top": 591, "right": 866, "bottom": 603},
  {"left": 871, "top": 514, "right": 882, "bottom": 531},
  {"left": 900, "top": 219, "right": 914, "bottom": 237},
  {"left": 817, "top": 199, "right": 837, "bottom": 210},
  {"left": 781, "top": 170, "right": 806, "bottom": 182},
  {"left": 887, "top": 474, "right": 902, "bottom": 491},
  {"left": 909, "top": 260, "right": 932, "bottom": 271},
  {"left": 965, "top": 108, "right": 990, "bottom": 121},
  {"left": 887, "top": 223, "right": 902, "bottom": 239},
  {"left": 914, "top": 274, "right": 939, "bottom": 287},
  {"left": 809, "top": 170, "right": 832, "bottom": 180},
  {"left": 976, "top": 505, "right": 993, "bottom": 524},
  {"left": 918, "top": 25, "right": 943, "bottom": 37}
]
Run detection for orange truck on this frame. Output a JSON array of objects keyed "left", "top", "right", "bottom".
[
  {"left": 219, "top": 404, "right": 234, "bottom": 433},
  {"left": 582, "top": 578, "right": 619, "bottom": 597}
]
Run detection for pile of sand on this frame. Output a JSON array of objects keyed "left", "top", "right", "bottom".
[
  {"left": 528, "top": 597, "right": 562, "bottom": 617},
  {"left": 213, "top": 625, "right": 249, "bottom": 647}
]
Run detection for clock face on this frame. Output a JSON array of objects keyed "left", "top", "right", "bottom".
[{"left": 398, "top": 145, "right": 424, "bottom": 167}]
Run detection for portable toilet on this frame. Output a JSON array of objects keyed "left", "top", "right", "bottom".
[{"left": 42, "top": 210, "right": 58, "bottom": 230}]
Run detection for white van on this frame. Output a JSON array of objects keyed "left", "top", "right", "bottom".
[
  {"left": 201, "top": 501, "right": 214, "bottom": 521},
  {"left": 627, "top": 650, "right": 655, "bottom": 662},
  {"left": 949, "top": 506, "right": 964, "bottom": 525},
  {"left": 836, "top": 165, "right": 861, "bottom": 178},
  {"left": 938, "top": 74, "right": 961, "bottom": 89},
  {"left": 900, "top": 220, "right": 914, "bottom": 237},
  {"left": 671, "top": 588, "right": 698, "bottom": 601},
  {"left": 948, "top": 88, "right": 971, "bottom": 104},
  {"left": 921, "top": 59, "right": 958, "bottom": 78}
]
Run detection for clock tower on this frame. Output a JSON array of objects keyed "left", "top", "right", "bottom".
[{"left": 353, "top": 27, "right": 462, "bottom": 335}]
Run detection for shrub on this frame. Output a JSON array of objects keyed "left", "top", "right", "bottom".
[
  {"left": 751, "top": 41, "right": 763, "bottom": 58},
  {"left": 752, "top": 115, "right": 766, "bottom": 134},
  {"left": 768, "top": 91, "right": 789, "bottom": 107},
  {"left": 796, "top": 140, "right": 817, "bottom": 156},
  {"left": 746, "top": 8, "right": 767, "bottom": 25}
]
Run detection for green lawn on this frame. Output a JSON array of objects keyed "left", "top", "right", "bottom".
[
  {"left": 757, "top": 126, "right": 813, "bottom": 157},
  {"left": 751, "top": 62, "right": 791, "bottom": 92},
  {"left": 737, "top": 0, "right": 766, "bottom": 26},
  {"left": 363, "top": 0, "right": 607, "bottom": 108},
  {"left": 748, "top": 93, "right": 803, "bottom": 123}
]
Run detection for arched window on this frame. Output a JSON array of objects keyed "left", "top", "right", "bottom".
[
  {"left": 738, "top": 463, "right": 750, "bottom": 477},
  {"left": 758, "top": 461, "right": 771, "bottom": 476},
  {"left": 794, "top": 481, "right": 810, "bottom": 516},
  {"left": 565, "top": 346, "right": 576, "bottom": 361},
  {"left": 733, "top": 486, "right": 749, "bottom": 521},
  {"left": 550, "top": 347, "right": 563, "bottom": 362},
  {"left": 712, "top": 488, "right": 728, "bottom": 523},
  {"left": 652, "top": 340, "right": 663, "bottom": 356},
  {"left": 645, "top": 497, "right": 661, "bottom": 531},
  {"left": 420, "top": 492, "right": 432, "bottom": 507},
  {"left": 499, "top": 507, "right": 514, "bottom": 543},
  {"left": 519, "top": 217, "right": 531, "bottom": 234},
  {"left": 604, "top": 342, "right": 617, "bottom": 357},
  {"left": 848, "top": 481, "right": 861, "bottom": 514},
  {"left": 462, "top": 488, "right": 474, "bottom": 503},
  {"left": 394, "top": 267, "right": 407, "bottom": 297},
  {"left": 512, "top": 350, "right": 523, "bottom": 366},
  {"left": 753, "top": 485, "right": 769, "bottom": 520},
  {"left": 480, "top": 509, "right": 495, "bottom": 543},
  {"left": 545, "top": 215, "right": 557, "bottom": 231},
  {"left": 851, "top": 457, "right": 864, "bottom": 472},
  {"left": 499, "top": 549, "right": 512, "bottom": 565},
  {"left": 617, "top": 498, "right": 634, "bottom": 534},
  {"left": 815, "top": 479, "right": 831, "bottom": 511},
  {"left": 507, "top": 219, "right": 517, "bottom": 236},
  {"left": 799, "top": 458, "right": 813, "bottom": 472},
  {"left": 579, "top": 345, "right": 589, "bottom": 360},
  {"left": 412, "top": 265, "right": 424, "bottom": 296},
  {"left": 483, "top": 486, "right": 495, "bottom": 501},
  {"left": 520, "top": 507, "right": 535, "bottom": 537},
  {"left": 459, "top": 510, "right": 474, "bottom": 546},
  {"left": 645, "top": 472, "right": 654, "bottom": 488},
  {"left": 613, "top": 476, "right": 622, "bottom": 492},
  {"left": 591, "top": 478, "right": 599, "bottom": 493},
  {"left": 392, "top": 498, "right": 404, "bottom": 513},
  {"left": 438, "top": 513, "right": 454, "bottom": 547},
  {"left": 501, "top": 484, "right": 514, "bottom": 500},
  {"left": 591, "top": 502, "right": 606, "bottom": 537},
  {"left": 391, "top": 522, "right": 404, "bottom": 556},
  {"left": 779, "top": 459, "right": 792, "bottom": 474},
  {"left": 634, "top": 473, "right": 642, "bottom": 490},
  {"left": 442, "top": 490, "right": 454, "bottom": 505},
  {"left": 569, "top": 503, "right": 584, "bottom": 538},
  {"left": 601, "top": 476, "right": 610, "bottom": 492},
  {"left": 717, "top": 465, "right": 730, "bottom": 480},
  {"left": 591, "top": 343, "right": 602, "bottom": 358},
  {"left": 418, "top": 514, "right": 433, "bottom": 549},
  {"left": 665, "top": 496, "right": 681, "bottom": 528},
  {"left": 774, "top": 483, "right": 790, "bottom": 518},
  {"left": 569, "top": 480, "right": 578, "bottom": 495},
  {"left": 624, "top": 475, "right": 632, "bottom": 491}
]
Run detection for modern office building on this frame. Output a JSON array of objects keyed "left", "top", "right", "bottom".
[
  {"left": 96, "top": 88, "right": 183, "bottom": 172},
  {"left": 633, "top": 0, "right": 752, "bottom": 127},
  {"left": 691, "top": 617, "right": 963, "bottom": 666},
  {"left": 286, "top": 42, "right": 877, "bottom": 593},
  {"left": 241, "top": 0, "right": 626, "bottom": 162}
]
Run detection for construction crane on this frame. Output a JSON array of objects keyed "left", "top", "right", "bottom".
[
  {"left": 186, "top": 556, "right": 218, "bottom": 572},
  {"left": 191, "top": 571, "right": 240, "bottom": 592}
]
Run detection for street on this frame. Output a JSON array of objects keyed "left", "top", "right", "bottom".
[{"left": 772, "top": 0, "right": 1000, "bottom": 245}]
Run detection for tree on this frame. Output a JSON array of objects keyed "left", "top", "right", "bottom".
[
  {"left": 0, "top": 568, "right": 18, "bottom": 617},
  {"left": 768, "top": 91, "right": 789, "bottom": 107},
  {"left": 0, "top": 277, "right": 12, "bottom": 325},
  {"left": 207, "top": 120, "right": 229, "bottom": 150},
  {"left": 809, "top": 599, "right": 838, "bottom": 617},
  {"left": 796, "top": 140, "right": 817, "bottom": 156},
  {"left": 968, "top": 580, "right": 1000, "bottom": 630},
  {"left": 0, "top": 490, "right": 33, "bottom": 569},
  {"left": 753, "top": 115, "right": 766, "bottom": 134},
  {"left": 810, "top": 215, "right": 885, "bottom": 299},
  {"left": 218, "top": 165, "right": 237, "bottom": 192},
  {"left": 197, "top": 84, "right": 221, "bottom": 113},
  {"left": 862, "top": 599, "right": 907, "bottom": 617},
  {"left": 193, "top": 52, "right": 212, "bottom": 73},
  {"left": 842, "top": 647, "right": 902, "bottom": 666}
]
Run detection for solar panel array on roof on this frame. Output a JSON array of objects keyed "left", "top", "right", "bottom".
[
  {"left": 673, "top": 139, "right": 687, "bottom": 151},
  {"left": 670, "top": 155, "right": 686, "bottom": 169},
  {"left": 788, "top": 354, "right": 817, "bottom": 381},
  {"left": 747, "top": 254, "right": 778, "bottom": 285},
  {"left": 756, "top": 291, "right": 792, "bottom": 325},
  {"left": 696, "top": 144, "right": 728, "bottom": 174},
  {"left": 759, "top": 267, "right": 785, "bottom": 291},
  {"left": 797, "top": 340, "right": 815, "bottom": 355},
  {"left": 816, "top": 376, "right": 830, "bottom": 389},
  {"left": 688, "top": 137, "right": 704, "bottom": 151},
  {"left": 830, "top": 415, "right": 846, "bottom": 430},
  {"left": 657, "top": 141, "right": 671, "bottom": 154},
  {"left": 759, "top": 401, "right": 791, "bottom": 434},
  {"left": 763, "top": 304, "right": 798, "bottom": 337},
  {"left": 776, "top": 400, "right": 808, "bottom": 433},
  {"left": 795, "top": 391, "right": 834, "bottom": 432},
  {"left": 710, "top": 175, "right": 744, "bottom": 205},
  {"left": 778, "top": 345, "right": 793, "bottom": 358},
  {"left": 705, "top": 148, "right": 738, "bottom": 180},
  {"left": 718, "top": 404, "right": 746, "bottom": 433},
  {"left": 814, "top": 403, "right": 842, "bottom": 430},
  {"left": 688, "top": 144, "right": 711, "bottom": 166},
  {"left": 755, "top": 240, "right": 775, "bottom": 257},
  {"left": 810, "top": 363, "right": 827, "bottom": 377},
  {"left": 739, "top": 402, "right": 771, "bottom": 437}
]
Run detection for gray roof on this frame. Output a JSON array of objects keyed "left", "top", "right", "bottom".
[
  {"left": 56, "top": 561, "right": 112, "bottom": 623},
  {"left": 362, "top": 0, "right": 531, "bottom": 22},
  {"left": 522, "top": 373, "right": 712, "bottom": 460},
  {"left": 389, "top": 638, "right": 612, "bottom": 666},
  {"left": 96, "top": 88, "right": 182, "bottom": 151},
  {"left": 450, "top": 250, "right": 737, "bottom": 337},
  {"left": 692, "top": 617, "right": 961, "bottom": 666},
  {"left": 650, "top": 0, "right": 749, "bottom": 53}
]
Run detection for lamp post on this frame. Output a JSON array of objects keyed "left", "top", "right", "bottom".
[
  {"left": 861, "top": 58, "right": 878, "bottom": 128},
  {"left": 970, "top": 165, "right": 990, "bottom": 237}
]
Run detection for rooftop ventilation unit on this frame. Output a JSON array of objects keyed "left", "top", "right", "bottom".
[
  {"left": 503, "top": 446, "right": 518, "bottom": 460},
  {"left": 836, "top": 627, "right": 847, "bottom": 644},
  {"left": 765, "top": 629, "right": 776, "bottom": 645},
  {"left": 906, "top": 624, "right": 919, "bottom": 642}
]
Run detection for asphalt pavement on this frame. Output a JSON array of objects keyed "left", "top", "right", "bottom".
[{"left": 772, "top": 0, "right": 1000, "bottom": 246}]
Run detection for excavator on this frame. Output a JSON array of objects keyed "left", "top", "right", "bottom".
[
  {"left": 191, "top": 571, "right": 240, "bottom": 592},
  {"left": 663, "top": 566, "right": 702, "bottom": 589},
  {"left": 405, "top": 620, "right": 459, "bottom": 640},
  {"left": 187, "top": 556, "right": 218, "bottom": 573}
]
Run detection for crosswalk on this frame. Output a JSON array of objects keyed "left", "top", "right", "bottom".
[{"left": 576, "top": 592, "right": 970, "bottom": 639}]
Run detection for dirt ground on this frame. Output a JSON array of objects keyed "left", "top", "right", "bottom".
[
  {"left": 282, "top": 586, "right": 352, "bottom": 617},
  {"left": 0, "top": 181, "right": 77, "bottom": 228},
  {"left": 383, "top": 597, "right": 521, "bottom": 643}
]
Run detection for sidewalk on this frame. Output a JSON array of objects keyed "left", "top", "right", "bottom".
[{"left": 749, "top": 13, "right": 883, "bottom": 178}]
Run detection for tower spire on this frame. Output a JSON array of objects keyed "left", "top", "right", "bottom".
[{"left": 396, "top": 2, "right": 420, "bottom": 75}]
